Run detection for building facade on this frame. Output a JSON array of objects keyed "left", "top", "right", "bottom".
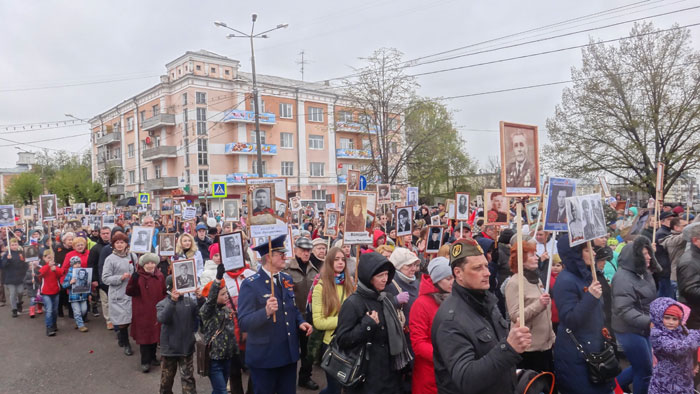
[{"left": 90, "top": 50, "right": 400, "bottom": 211}]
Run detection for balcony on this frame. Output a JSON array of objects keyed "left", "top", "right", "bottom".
[
  {"left": 144, "top": 177, "right": 178, "bottom": 191},
  {"left": 336, "top": 148, "right": 372, "bottom": 160},
  {"left": 335, "top": 121, "right": 377, "bottom": 134},
  {"left": 98, "top": 157, "right": 123, "bottom": 171},
  {"left": 96, "top": 132, "right": 121, "bottom": 146},
  {"left": 108, "top": 185, "right": 125, "bottom": 195},
  {"left": 226, "top": 173, "right": 280, "bottom": 184},
  {"left": 224, "top": 142, "right": 277, "bottom": 155},
  {"left": 221, "top": 109, "right": 276, "bottom": 125},
  {"left": 143, "top": 145, "right": 177, "bottom": 161},
  {"left": 142, "top": 113, "right": 176, "bottom": 131}
]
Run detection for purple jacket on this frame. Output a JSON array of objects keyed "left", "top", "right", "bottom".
[{"left": 649, "top": 297, "right": 700, "bottom": 394}]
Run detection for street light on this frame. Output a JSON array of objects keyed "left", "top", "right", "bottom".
[{"left": 215, "top": 14, "right": 288, "bottom": 177}]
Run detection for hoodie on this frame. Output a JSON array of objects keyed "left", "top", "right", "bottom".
[
  {"left": 648, "top": 297, "right": 700, "bottom": 394},
  {"left": 373, "top": 229, "right": 386, "bottom": 248}
]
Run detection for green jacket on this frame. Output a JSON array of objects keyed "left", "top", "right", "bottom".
[{"left": 199, "top": 280, "right": 237, "bottom": 360}]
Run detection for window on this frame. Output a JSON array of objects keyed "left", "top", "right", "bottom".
[
  {"left": 308, "top": 107, "right": 323, "bottom": 122},
  {"left": 197, "top": 139, "right": 208, "bottom": 165},
  {"left": 338, "top": 111, "right": 353, "bottom": 122},
  {"left": 280, "top": 132, "right": 293, "bottom": 148},
  {"left": 312, "top": 190, "right": 326, "bottom": 200},
  {"left": 340, "top": 138, "right": 354, "bottom": 150},
  {"left": 152, "top": 104, "right": 160, "bottom": 116},
  {"left": 250, "top": 98, "right": 265, "bottom": 112},
  {"left": 184, "top": 137, "right": 190, "bottom": 167},
  {"left": 362, "top": 139, "right": 371, "bottom": 150},
  {"left": 225, "top": 69, "right": 230, "bottom": 75},
  {"left": 126, "top": 117, "right": 134, "bottom": 131},
  {"left": 129, "top": 170, "right": 135, "bottom": 184},
  {"left": 182, "top": 93, "right": 187, "bottom": 105},
  {"left": 279, "top": 103, "right": 293, "bottom": 119},
  {"left": 141, "top": 140, "right": 147, "bottom": 153},
  {"left": 251, "top": 130, "right": 266, "bottom": 144},
  {"left": 154, "top": 164, "right": 161, "bottom": 179},
  {"left": 211, "top": 67, "right": 216, "bottom": 74},
  {"left": 196, "top": 92, "right": 206, "bottom": 104},
  {"left": 281, "top": 161, "right": 294, "bottom": 176},
  {"left": 142, "top": 167, "right": 148, "bottom": 182},
  {"left": 127, "top": 144, "right": 134, "bottom": 158},
  {"left": 183, "top": 109, "right": 188, "bottom": 136},
  {"left": 252, "top": 160, "right": 267, "bottom": 175},
  {"left": 308, "top": 135, "right": 324, "bottom": 150},
  {"left": 196, "top": 108, "right": 207, "bottom": 135},
  {"left": 359, "top": 114, "right": 371, "bottom": 125},
  {"left": 310, "top": 162, "right": 324, "bottom": 177},
  {"left": 140, "top": 111, "right": 146, "bottom": 124},
  {"left": 198, "top": 169, "right": 209, "bottom": 192},
  {"left": 196, "top": 65, "right": 201, "bottom": 71}
]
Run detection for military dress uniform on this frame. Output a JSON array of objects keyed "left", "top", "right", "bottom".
[{"left": 238, "top": 235, "right": 306, "bottom": 394}]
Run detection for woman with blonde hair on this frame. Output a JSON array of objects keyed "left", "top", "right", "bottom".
[
  {"left": 312, "top": 246, "right": 355, "bottom": 394},
  {"left": 173, "top": 233, "right": 204, "bottom": 279}
]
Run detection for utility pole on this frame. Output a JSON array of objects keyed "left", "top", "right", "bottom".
[{"left": 297, "top": 50, "right": 309, "bottom": 81}]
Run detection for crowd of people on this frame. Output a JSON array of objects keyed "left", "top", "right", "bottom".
[{"left": 3, "top": 199, "right": 700, "bottom": 394}]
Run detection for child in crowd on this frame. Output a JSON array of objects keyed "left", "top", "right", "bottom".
[
  {"left": 648, "top": 297, "right": 700, "bottom": 394},
  {"left": 24, "top": 258, "right": 43, "bottom": 318},
  {"left": 62, "top": 256, "right": 90, "bottom": 332},
  {"left": 38, "top": 250, "right": 63, "bottom": 336},
  {"left": 549, "top": 256, "right": 562, "bottom": 333}
]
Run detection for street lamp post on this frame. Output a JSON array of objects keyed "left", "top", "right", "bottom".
[{"left": 215, "top": 15, "right": 288, "bottom": 178}]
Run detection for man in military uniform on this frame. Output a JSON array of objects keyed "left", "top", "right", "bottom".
[
  {"left": 252, "top": 188, "right": 275, "bottom": 215},
  {"left": 505, "top": 132, "right": 535, "bottom": 189},
  {"left": 238, "top": 234, "right": 313, "bottom": 394}
]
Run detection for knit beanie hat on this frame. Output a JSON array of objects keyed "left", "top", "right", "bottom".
[
  {"left": 139, "top": 252, "right": 159, "bottom": 267},
  {"left": 664, "top": 304, "right": 683, "bottom": 319},
  {"left": 209, "top": 243, "right": 220, "bottom": 257},
  {"left": 389, "top": 247, "right": 419, "bottom": 270},
  {"left": 428, "top": 257, "right": 451, "bottom": 284}
]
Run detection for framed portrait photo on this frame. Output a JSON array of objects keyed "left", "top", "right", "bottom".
[
  {"left": 598, "top": 176, "right": 611, "bottom": 198},
  {"left": 220, "top": 232, "right": 245, "bottom": 271},
  {"left": 289, "top": 196, "right": 302, "bottom": 211},
  {"left": 426, "top": 226, "right": 444, "bottom": 254},
  {"left": 343, "top": 191, "right": 376, "bottom": 245},
  {"left": 71, "top": 267, "right": 93, "bottom": 294},
  {"left": 525, "top": 200, "right": 539, "bottom": 226},
  {"left": 347, "top": 169, "right": 361, "bottom": 191},
  {"left": 499, "top": 121, "right": 540, "bottom": 196},
  {"left": 325, "top": 210, "right": 340, "bottom": 237},
  {"left": 158, "top": 233, "right": 176, "bottom": 257},
  {"left": 90, "top": 202, "right": 97, "bottom": 213},
  {"left": 102, "top": 214, "right": 115, "bottom": 229},
  {"left": 0, "top": 205, "right": 15, "bottom": 228},
  {"left": 430, "top": 215, "right": 441, "bottom": 226},
  {"left": 566, "top": 193, "right": 607, "bottom": 246},
  {"left": 377, "top": 184, "right": 391, "bottom": 204},
  {"left": 455, "top": 192, "right": 470, "bottom": 221},
  {"left": 161, "top": 197, "right": 174, "bottom": 215},
  {"left": 395, "top": 206, "right": 413, "bottom": 237},
  {"left": 172, "top": 259, "right": 197, "bottom": 293},
  {"left": 74, "top": 203, "right": 86, "bottom": 216},
  {"left": 130, "top": 226, "right": 154, "bottom": 254},
  {"left": 21, "top": 205, "right": 33, "bottom": 220},
  {"left": 484, "top": 189, "right": 509, "bottom": 225},
  {"left": 544, "top": 177, "right": 577, "bottom": 232},
  {"left": 445, "top": 199, "right": 455, "bottom": 220},
  {"left": 223, "top": 199, "right": 240, "bottom": 222},
  {"left": 24, "top": 244, "right": 39, "bottom": 262},
  {"left": 406, "top": 187, "right": 419, "bottom": 207},
  {"left": 40, "top": 194, "right": 58, "bottom": 222},
  {"left": 248, "top": 183, "right": 276, "bottom": 226}
]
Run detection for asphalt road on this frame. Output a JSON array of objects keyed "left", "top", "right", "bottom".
[{"left": 0, "top": 304, "right": 324, "bottom": 394}]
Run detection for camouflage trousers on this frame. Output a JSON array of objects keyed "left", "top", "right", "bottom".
[{"left": 160, "top": 354, "right": 197, "bottom": 394}]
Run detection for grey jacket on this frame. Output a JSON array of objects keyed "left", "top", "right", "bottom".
[
  {"left": 102, "top": 251, "right": 136, "bottom": 325},
  {"left": 156, "top": 292, "right": 199, "bottom": 357},
  {"left": 677, "top": 243, "right": 700, "bottom": 329},
  {"left": 611, "top": 236, "right": 658, "bottom": 336}
]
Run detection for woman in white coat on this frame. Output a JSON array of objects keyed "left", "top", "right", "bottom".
[{"left": 102, "top": 232, "right": 136, "bottom": 356}]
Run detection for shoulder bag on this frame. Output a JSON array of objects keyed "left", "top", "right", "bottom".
[
  {"left": 565, "top": 328, "right": 621, "bottom": 384},
  {"left": 320, "top": 301, "right": 371, "bottom": 387},
  {"left": 195, "top": 318, "right": 225, "bottom": 376}
]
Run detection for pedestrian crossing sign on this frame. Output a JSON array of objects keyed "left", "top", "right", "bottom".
[
  {"left": 138, "top": 193, "right": 150, "bottom": 205},
  {"left": 212, "top": 182, "right": 227, "bottom": 198}
]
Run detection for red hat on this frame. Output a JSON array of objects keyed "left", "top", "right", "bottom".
[
  {"left": 673, "top": 206, "right": 684, "bottom": 215},
  {"left": 209, "top": 243, "right": 220, "bottom": 257},
  {"left": 201, "top": 279, "right": 225, "bottom": 298},
  {"left": 664, "top": 304, "right": 683, "bottom": 319}
]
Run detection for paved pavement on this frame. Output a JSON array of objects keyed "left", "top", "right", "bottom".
[{"left": 0, "top": 304, "right": 324, "bottom": 394}]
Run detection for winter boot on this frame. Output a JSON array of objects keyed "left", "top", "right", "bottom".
[
  {"left": 36, "top": 303, "right": 43, "bottom": 314},
  {"left": 46, "top": 327, "right": 56, "bottom": 337},
  {"left": 11, "top": 309, "right": 17, "bottom": 318},
  {"left": 124, "top": 341, "right": 134, "bottom": 356},
  {"left": 16, "top": 302, "right": 22, "bottom": 313},
  {"left": 29, "top": 306, "right": 35, "bottom": 318}
]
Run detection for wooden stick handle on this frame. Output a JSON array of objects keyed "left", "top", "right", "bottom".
[
  {"left": 268, "top": 236, "right": 275, "bottom": 323},
  {"left": 588, "top": 241, "right": 597, "bottom": 282},
  {"left": 516, "top": 203, "right": 525, "bottom": 327},
  {"left": 544, "top": 231, "right": 556, "bottom": 293},
  {"left": 354, "top": 244, "right": 360, "bottom": 289}
]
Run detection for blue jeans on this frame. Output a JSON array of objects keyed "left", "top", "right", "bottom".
[
  {"left": 209, "top": 359, "right": 231, "bottom": 394},
  {"left": 616, "top": 332, "right": 652, "bottom": 394},
  {"left": 71, "top": 300, "right": 88, "bottom": 327},
  {"left": 657, "top": 277, "right": 676, "bottom": 299},
  {"left": 42, "top": 294, "right": 59, "bottom": 328}
]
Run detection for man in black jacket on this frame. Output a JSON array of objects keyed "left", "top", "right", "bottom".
[
  {"left": 677, "top": 222, "right": 700, "bottom": 329},
  {"left": 432, "top": 238, "right": 531, "bottom": 394},
  {"left": 655, "top": 211, "right": 676, "bottom": 298},
  {"left": 87, "top": 226, "right": 111, "bottom": 319}
]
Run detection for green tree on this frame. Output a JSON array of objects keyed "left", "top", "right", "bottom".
[
  {"left": 36, "top": 150, "right": 105, "bottom": 205},
  {"left": 5, "top": 172, "right": 42, "bottom": 205},
  {"left": 406, "top": 99, "right": 476, "bottom": 202},
  {"left": 545, "top": 22, "right": 700, "bottom": 197}
]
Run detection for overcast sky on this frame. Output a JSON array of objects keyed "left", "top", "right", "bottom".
[{"left": 0, "top": 0, "right": 697, "bottom": 169}]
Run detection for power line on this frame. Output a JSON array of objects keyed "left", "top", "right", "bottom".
[{"left": 0, "top": 74, "right": 161, "bottom": 93}]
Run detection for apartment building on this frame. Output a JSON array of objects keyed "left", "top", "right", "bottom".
[{"left": 90, "top": 50, "right": 398, "bottom": 210}]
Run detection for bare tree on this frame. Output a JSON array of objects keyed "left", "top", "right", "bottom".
[{"left": 545, "top": 22, "right": 700, "bottom": 197}]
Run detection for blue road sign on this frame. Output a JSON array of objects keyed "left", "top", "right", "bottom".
[
  {"left": 359, "top": 175, "right": 367, "bottom": 191},
  {"left": 212, "top": 182, "right": 227, "bottom": 198}
]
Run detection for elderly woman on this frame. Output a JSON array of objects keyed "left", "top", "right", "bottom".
[
  {"left": 504, "top": 240, "right": 555, "bottom": 374},
  {"left": 611, "top": 236, "right": 659, "bottom": 394},
  {"left": 54, "top": 231, "right": 74, "bottom": 318},
  {"left": 102, "top": 232, "right": 136, "bottom": 356}
]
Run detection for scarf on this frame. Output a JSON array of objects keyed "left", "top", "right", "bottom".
[
  {"left": 334, "top": 272, "right": 345, "bottom": 285},
  {"left": 431, "top": 292, "right": 449, "bottom": 305},
  {"left": 112, "top": 247, "right": 129, "bottom": 258},
  {"left": 523, "top": 268, "right": 540, "bottom": 285},
  {"left": 356, "top": 281, "right": 413, "bottom": 371},
  {"left": 395, "top": 270, "right": 416, "bottom": 283}
]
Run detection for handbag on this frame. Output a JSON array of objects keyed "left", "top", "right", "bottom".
[
  {"left": 566, "top": 328, "right": 621, "bottom": 384},
  {"left": 195, "top": 319, "right": 225, "bottom": 377},
  {"left": 391, "top": 281, "right": 407, "bottom": 328},
  {"left": 321, "top": 301, "right": 371, "bottom": 387}
]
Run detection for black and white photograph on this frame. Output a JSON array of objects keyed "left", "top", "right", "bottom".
[
  {"left": 104, "top": 203, "right": 113, "bottom": 213},
  {"left": 90, "top": 202, "right": 97, "bottom": 213},
  {"left": 0, "top": 205, "right": 15, "bottom": 227},
  {"left": 565, "top": 193, "right": 607, "bottom": 246},
  {"left": 74, "top": 203, "right": 85, "bottom": 216},
  {"left": 500, "top": 121, "right": 540, "bottom": 196},
  {"left": 291, "top": 211, "right": 300, "bottom": 225},
  {"left": 173, "top": 202, "right": 182, "bottom": 216},
  {"left": 406, "top": 186, "right": 418, "bottom": 207},
  {"left": 172, "top": 259, "right": 197, "bottom": 293},
  {"left": 130, "top": 226, "right": 154, "bottom": 254},
  {"left": 544, "top": 177, "right": 577, "bottom": 232},
  {"left": 455, "top": 192, "right": 470, "bottom": 221},
  {"left": 598, "top": 176, "right": 611, "bottom": 198},
  {"left": 40, "top": 194, "right": 57, "bottom": 221},
  {"left": 71, "top": 267, "right": 92, "bottom": 294},
  {"left": 446, "top": 199, "right": 455, "bottom": 220},
  {"left": 347, "top": 169, "right": 360, "bottom": 191},
  {"left": 248, "top": 184, "right": 276, "bottom": 225},
  {"left": 395, "top": 206, "right": 412, "bottom": 236},
  {"left": 377, "top": 184, "right": 391, "bottom": 204},
  {"left": 223, "top": 199, "right": 239, "bottom": 222},
  {"left": 325, "top": 210, "right": 339, "bottom": 237},
  {"left": 220, "top": 232, "right": 244, "bottom": 271},
  {"left": 289, "top": 196, "right": 302, "bottom": 211},
  {"left": 67, "top": 220, "right": 82, "bottom": 233},
  {"left": 24, "top": 244, "right": 39, "bottom": 262},
  {"left": 390, "top": 186, "right": 402, "bottom": 203},
  {"left": 161, "top": 197, "right": 173, "bottom": 215},
  {"left": 430, "top": 215, "right": 441, "bottom": 226},
  {"left": 22, "top": 205, "right": 33, "bottom": 220},
  {"left": 102, "top": 215, "right": 115, "bottom": 229},
  {"left": 526, "top": 201, "right": 539, "bottom": 225},
  {"left": 276, "top": 202, "right": 287, "bottom": 218},
  {"left": 426, "top": 226, "right": 444, "bottom": 253},
  {"left": 158, "top": 233, "right": 176, "bottom": 257}
]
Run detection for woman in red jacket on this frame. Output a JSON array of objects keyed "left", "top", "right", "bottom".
[
  {"left": 408, "top": 257, "right": 454, "bottom": 394},
  {"left": 38, "top": 250, "right": 63, "bottom": 336},
  {"left": 125, "top": 252, "right": 166, "bottom": 373}
]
